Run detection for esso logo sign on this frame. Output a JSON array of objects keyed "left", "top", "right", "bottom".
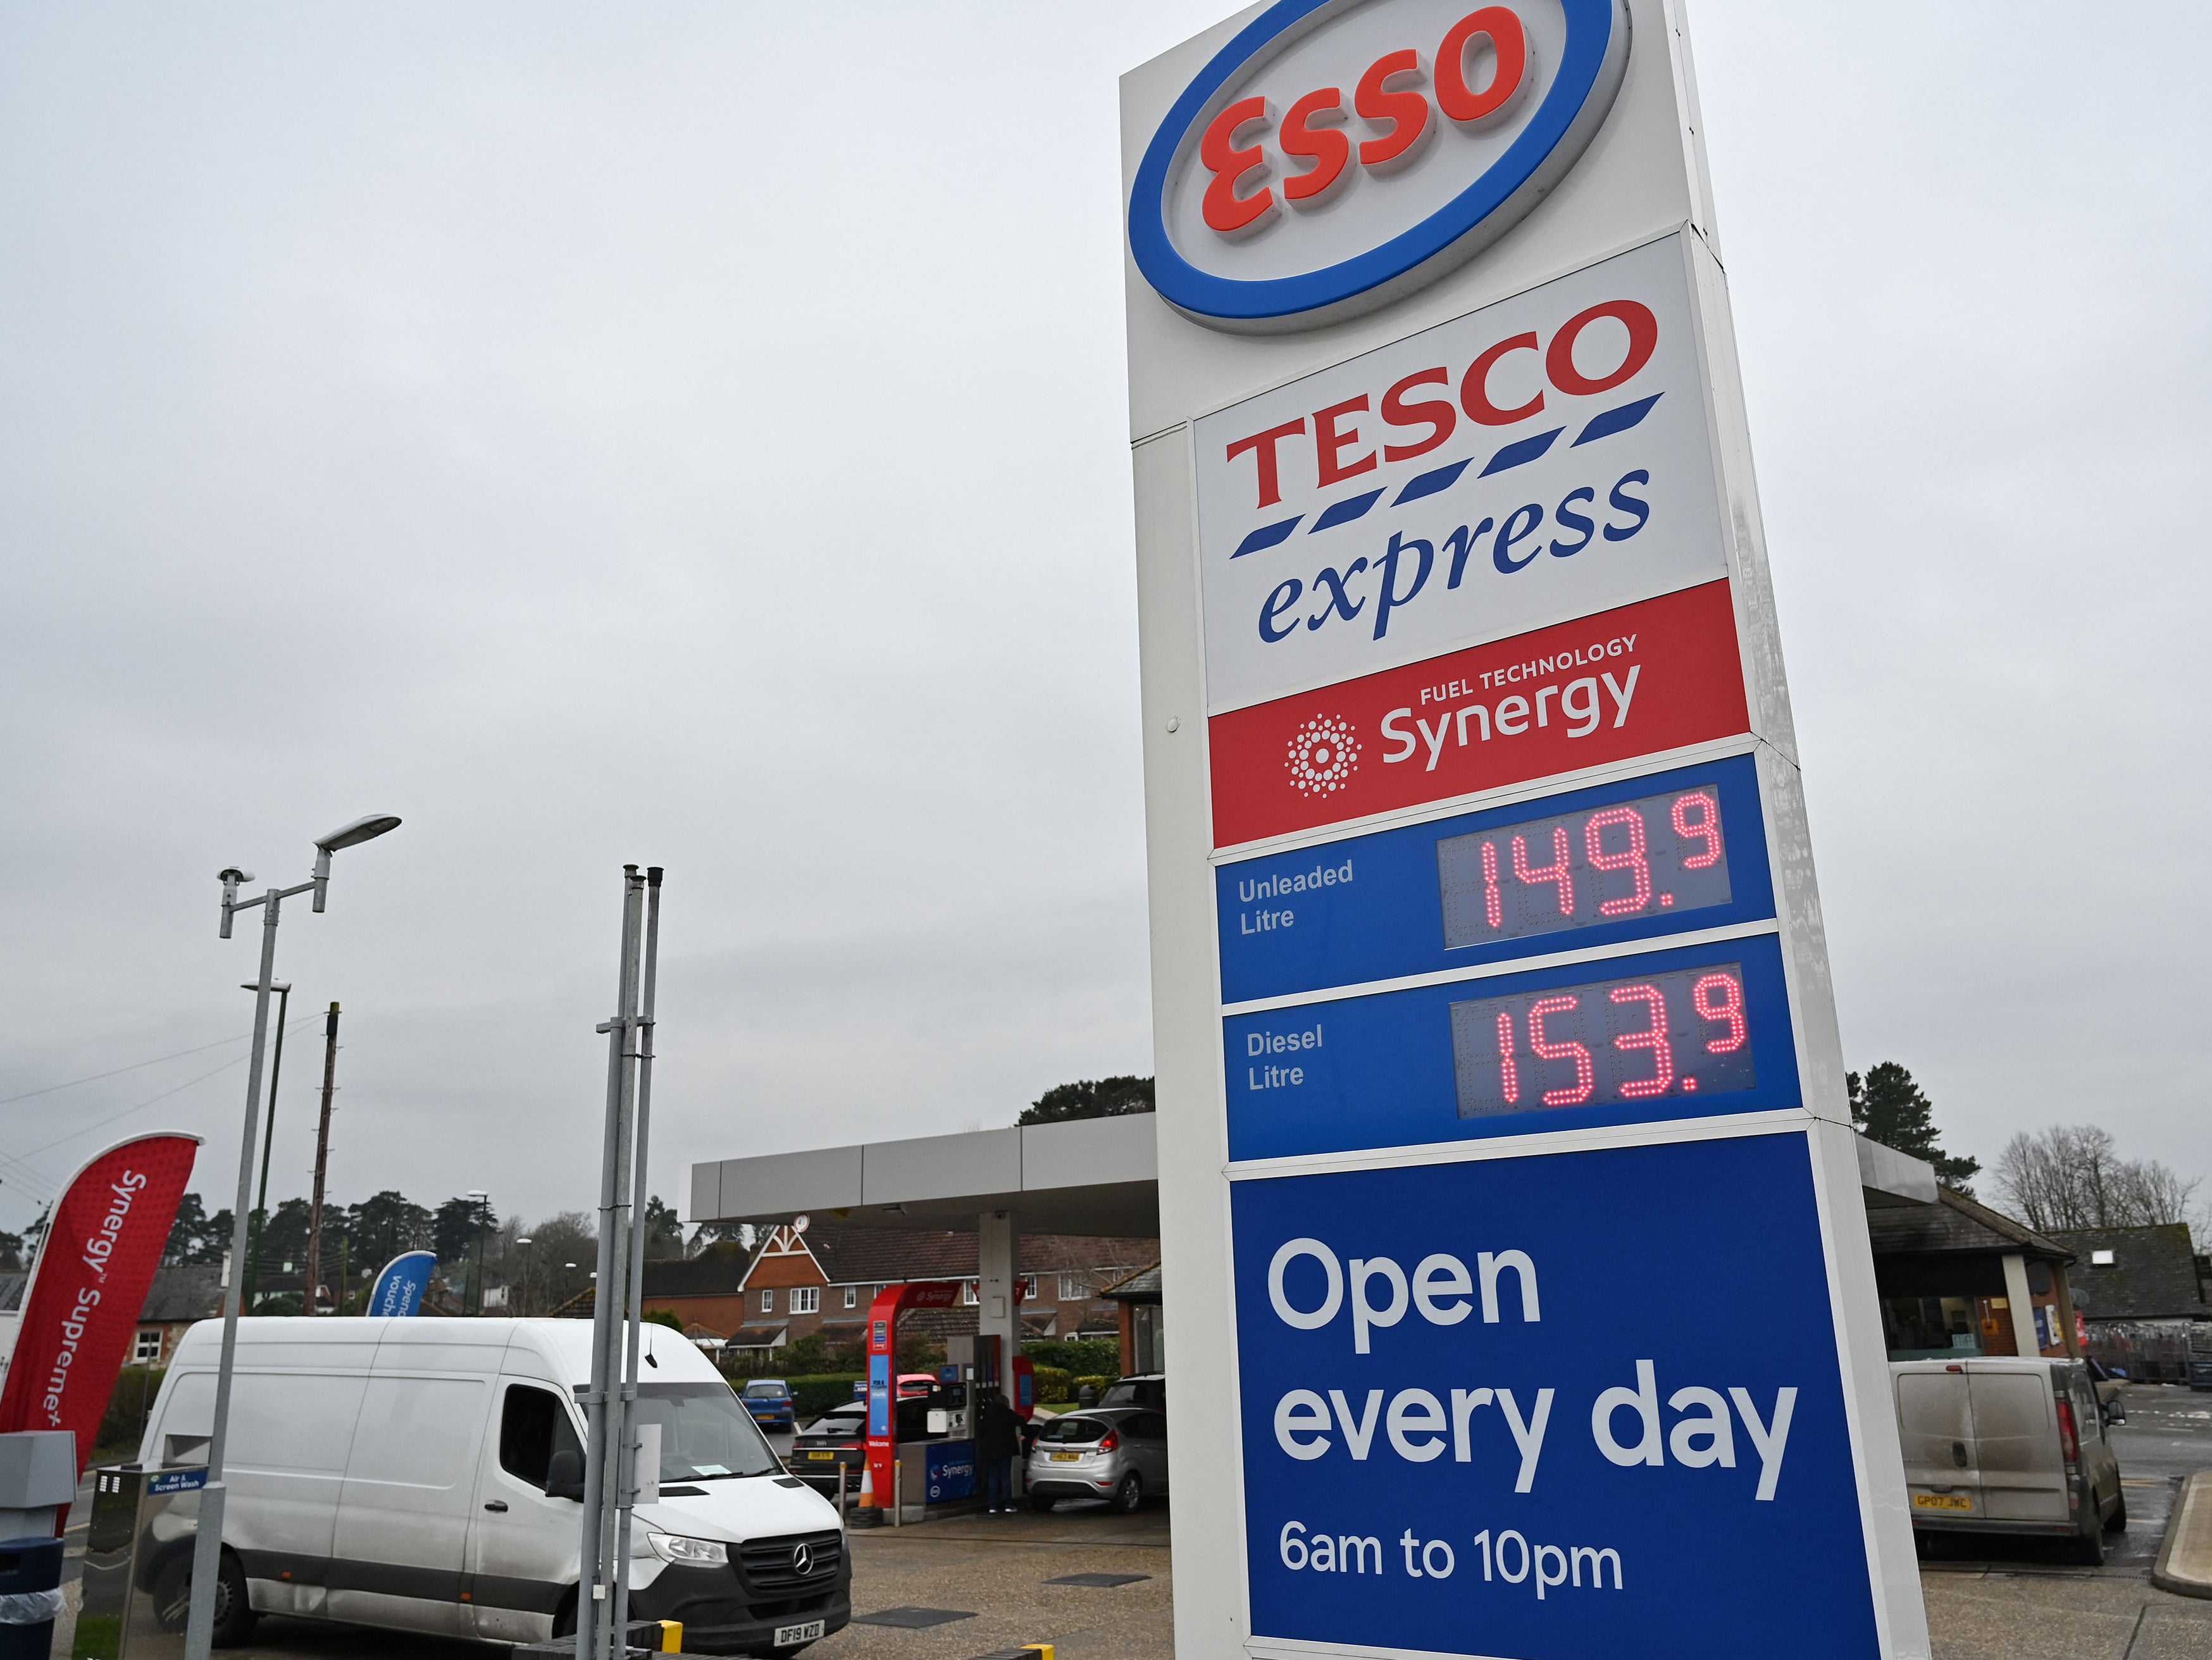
[{"left": 1130, "top": 0, "right": 1630, "bottom": 333}]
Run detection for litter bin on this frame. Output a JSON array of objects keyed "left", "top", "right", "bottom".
[
  {"left": 0, "top": 1535, "right": 66, "bottom": 1659},
  {"left": 73, "top": 1464, "right": 206, "bottom": 1660}
]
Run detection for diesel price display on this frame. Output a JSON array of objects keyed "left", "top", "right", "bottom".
[
  {"left": 1450, "top": 962, "right": 1755, "bottom": 1117},
  {"left": 1438, "top": 784, "right": 1729, "bottom": 950}
]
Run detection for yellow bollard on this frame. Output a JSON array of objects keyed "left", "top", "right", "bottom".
[{"left": 659, "top": 1620, "right": 683, "bottom": 1652}]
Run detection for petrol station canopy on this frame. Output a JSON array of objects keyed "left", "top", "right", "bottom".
[
  {"left": 688, "top": 1112, "right": 1160, "bottom": 1237},
  {"left": 687, "top": 1109, "right": 1932, "bottom": 1235}
]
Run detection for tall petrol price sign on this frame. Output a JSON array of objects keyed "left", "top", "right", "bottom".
[{"left": 1121, "top": 4, "right": 1929, "bottom": 1658}]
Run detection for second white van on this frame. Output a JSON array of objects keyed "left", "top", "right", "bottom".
[{"left": 139, "top": 1316, "right": 848, "bottom": 1652}]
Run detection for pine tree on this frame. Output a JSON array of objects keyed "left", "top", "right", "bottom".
[
  {"left": 1849, "top": 1062, "right": 1980, "bottom": 1191},
  {"left": 1017, "top": 1076, "right": 1155, "bottom": 1125}
]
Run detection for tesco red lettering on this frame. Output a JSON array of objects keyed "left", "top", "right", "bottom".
[
  {"left": 1463, "top": 331, "right": 1545, "bottom": 427},
  {"left": 1224, "top": 300, "right": 1660, "bottom": 509},
  {"left": 1314, "top": 396, "right": 1377, "bottom": 488},
  {"left": 1198, "top": 8, "right": 1532, "bottom": 233},
  {"left": 1381, "top": 369, "right": 1457, "bottom": 463}
]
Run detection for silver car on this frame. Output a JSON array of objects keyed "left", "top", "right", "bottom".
[{"left": 1025, "top": 1408, "right": 1169, "bottom": 1513}]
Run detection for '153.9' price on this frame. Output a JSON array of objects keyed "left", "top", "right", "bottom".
[
  {"left": 1436, "top": 785, "right": 1731, "bottom": 950},
  {"left": 1449, "top": 962, "right": 1755, "bottom": 1117}
]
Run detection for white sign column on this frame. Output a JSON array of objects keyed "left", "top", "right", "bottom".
[{"left": 1121, "top": 3, "right": 1929, "bottom": 1658}]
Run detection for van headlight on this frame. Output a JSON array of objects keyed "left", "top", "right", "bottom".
[{"left": 647, "top": 1532, "right": 729, "bottom": 1566}]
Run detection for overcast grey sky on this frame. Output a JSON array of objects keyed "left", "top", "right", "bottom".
[{"left": 1, "top": 4, "right": 2205, "bottom": 1237}]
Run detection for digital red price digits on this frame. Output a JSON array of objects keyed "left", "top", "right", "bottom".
[
  {"left": 1443, "top": 787, "right": 1729, "bottom": 949},
  {"left": 1451, "top": 959, "right": 1760, "bottom": 1118}
]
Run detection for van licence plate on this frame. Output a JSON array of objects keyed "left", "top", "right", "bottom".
[
  {"left": 775, "top": 1620, "right": 827, "bottom": 1647},
  {"left": 1915, "top": 1493, "right": 1973, "bottom": 1511},
  {"left": 1051, "top": 1451, "right": 1082, "bottom": 1462}
]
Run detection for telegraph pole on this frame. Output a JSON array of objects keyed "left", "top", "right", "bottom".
[{"left": 303, "top": 1002, "right": 340, "bottom": 1313}]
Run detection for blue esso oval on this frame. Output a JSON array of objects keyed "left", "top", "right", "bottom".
[{"left": 1130, "top": 0, "right": 1630, "bottom": 333}]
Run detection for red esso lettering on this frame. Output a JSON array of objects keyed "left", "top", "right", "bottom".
[{"left": 1198, "top": 7, "right": 1531, "bottom": 232}]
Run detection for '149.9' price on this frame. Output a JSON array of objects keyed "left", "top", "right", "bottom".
[
  {"left": 1436, "top": 786, "right": 1732, "bottom": 950},
  {"left": 1449, "top": 962, "right": 1755, "bottom": 1117}
]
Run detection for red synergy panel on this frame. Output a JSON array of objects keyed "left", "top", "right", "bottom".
[{"left": 1209, "top": 579, "right": 1751, "bottom": 848}]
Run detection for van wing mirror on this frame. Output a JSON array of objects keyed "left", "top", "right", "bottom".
[{"left": 546, "top": 1449, "right": 585, "bottom": 1501}]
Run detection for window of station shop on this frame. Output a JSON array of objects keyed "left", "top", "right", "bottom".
[{"left": 1882, "top": 1294, "right": 2019, "bottom": 1360}]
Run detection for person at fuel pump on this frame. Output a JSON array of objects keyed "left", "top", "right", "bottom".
[{"left": 976, "top": 1388, "right": 1022, "bottom": 1515}]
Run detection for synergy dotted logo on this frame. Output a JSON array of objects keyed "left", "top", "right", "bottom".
[{"left": 1286, "top": 714, "right": 1360, "bottom": 797}]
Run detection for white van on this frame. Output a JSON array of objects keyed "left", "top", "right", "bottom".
[
  {"left": 1890, "top": 1356, "right": 2124, "bottom": 1564},
  {"left": 139, "top": 1317, "right": 848, "bottom": 1652}
]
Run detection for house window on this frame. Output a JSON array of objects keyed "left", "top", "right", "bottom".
[
  {"left": 760, "top": 1289, "right": 774, "bottom": 1313},
  {"left": 2091, "top": 1249, "right": 2116, "bottom": 1266},
  {"left": 134, "top": 1329, "right": 163, "bottom": 1365},
  {"left": 962, "top": 1280, "right": 978, "bottom": 1306},
  {"left": 1058, "top": 1273, "right": 1088, "bottom": 1303},
  {"left": 792, "top": 1286, "right": 820, "bottom": 1315},
  {"left": 1017, "top": 1275, "right": 1038, "bottom": 1301},
  {"left": 843, "top": 1286, "right": 858, "bottom": 1309}
]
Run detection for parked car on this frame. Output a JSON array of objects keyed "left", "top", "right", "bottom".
[
  {"left": 140, "top": 1318, "right": 848, "bottom": 1654},
  {"left": 1098, "top": 1375, "right": 1165, "bottom": 1411},
  {"left": 741, "top": 1378, "right": 797, "bottom": 1433},
  {"left": 1024, "top": 1407, "right": 1169, "bottom": 1513},
  {"left": 789, "top": 1404, "right": 867, "bottom": 1496},
  {"left": 1891, "top": 1357, "right": 2123, "bottom": 1564}
]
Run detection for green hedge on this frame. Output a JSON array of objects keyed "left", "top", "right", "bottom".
[
  {"left": 99, "top": 1366, "right": 165, "bottom": 1460},
  {"left": 1029, "top": 1365, "right": 1072, "bottom": 1404}
]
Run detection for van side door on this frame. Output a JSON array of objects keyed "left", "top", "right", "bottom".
[
  {"left": 1893, "top": 1367, "right": 1979, "bottom": 1518},
  {"left": 329, "top": 1370, "right": 491, "bottom": 1635},
  {"left": 468, "top": 1380, "right": 587, "bottom": 1644}
]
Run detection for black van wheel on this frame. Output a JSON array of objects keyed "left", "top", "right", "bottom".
[
  {"left": 2072, "top": 1521, "right": 2108, "bottom": 1566},
  {"left": 211, "top": 1550, "right": 259, "bottom": 1648},
  {"left": 2107, "top": 1490, "right": 2129, "bottom": 1533}
]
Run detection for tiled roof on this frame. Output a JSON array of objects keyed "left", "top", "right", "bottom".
[
  {"left": 1099, "top": 1263, "right": 1162, "bottom": 1302},
  {"left": 2049, "top": 1225, "right": 2206, "bottom": 1320},
  {"left": 0, "top": 1272, "right": 25, "bottom": 1314},
  {"left": 140, "top": 1265, "right": 225, "bottom": 1323},
  {"left": 1863, "top": 1187, "right": 2074, "bottom": 1263}
]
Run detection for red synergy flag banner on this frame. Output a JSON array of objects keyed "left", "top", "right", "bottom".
[{"left": 0, "top": 1132, "right": 199, "bottom": 1473}]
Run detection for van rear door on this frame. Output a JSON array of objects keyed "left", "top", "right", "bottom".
[
  {"left": 1894, "top": 1366, "right": 1980, "bottom": 1520},
  {"left": 1967, "top": 1365, "right": 2066, "bottom": 1522}
]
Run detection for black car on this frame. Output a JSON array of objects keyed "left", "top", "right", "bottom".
[{"left": 788, "top": 1403, "right": 867, "bottom": 1496}]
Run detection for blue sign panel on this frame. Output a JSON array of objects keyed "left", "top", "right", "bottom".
[
  {"left": 148, "top": 1466, "right": 208, "bottom": 1495},
  {"left": 926, "top": 1440, "right": 976, "bottom": 1504},
  {"left": 1224, "top": 934, "right": 1798, "bottom": 1161},
  {"left": 1217, "top": 757, "right": 1772, "bottom": 1004},
  {"left": 1232, "top": 1133, "right": 1878, "bottom": 1659},
  {"left": 366, "top": 1249, "right": 437, "bottom": 1318}
]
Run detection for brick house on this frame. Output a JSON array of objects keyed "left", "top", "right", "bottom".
[{"left": 642, "top": 1222, "right": 1154, "bottom": 1355}]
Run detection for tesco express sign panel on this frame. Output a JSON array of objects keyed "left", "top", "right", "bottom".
[{"left": 1131, "top": 0, "right": 1631, "bottom": 331}]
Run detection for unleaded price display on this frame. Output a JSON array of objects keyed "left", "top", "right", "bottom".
[
  {"left": 1437, "top": 784, "right": 1730, "bottom": 949},
  {"left": 1450, "top": 962, "right": 1754, "bottom": 1116}
]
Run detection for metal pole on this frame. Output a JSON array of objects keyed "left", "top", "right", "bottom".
[
  {"left": 304, "top": 1003, "right": 340, "bottom": 1313},
  {"left": 579, "top": 867, "right": 643, "bottom": 1660},
  {"left": 611, "top": 867, "right": 663, "bottom": 1644},
  {"left": 599, "top": 885, "right": 643, "bottom": 1659},
  {"left": 184, "top": 890, "right": 282, "bottom": 1660},
  {"left": 245, "top": 983, "right": 290, "bottom": 1309}
]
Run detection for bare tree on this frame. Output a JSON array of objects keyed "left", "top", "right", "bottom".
[{"left": 1992, "top": 1125, "right": 2202, "bottom": 1233}]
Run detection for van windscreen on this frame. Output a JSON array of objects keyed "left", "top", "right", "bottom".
[{"left": 631, "top": 1382, "right": 783, "bottom": 1481}]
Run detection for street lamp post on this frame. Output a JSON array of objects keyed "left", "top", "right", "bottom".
[
  {"left": 185, "top": 813, "right": 399, "bottom": 1660},
  {"left": 517, "top": 1237, "right": 534, "bottom": 1317}
]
